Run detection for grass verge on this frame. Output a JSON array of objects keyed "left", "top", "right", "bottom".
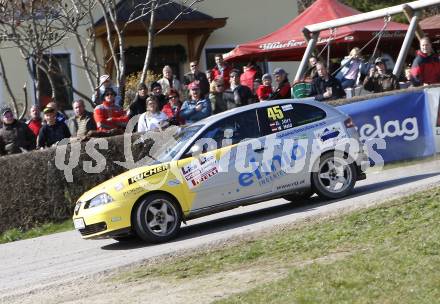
[
  {"left": 0, "top": 220, "right": 73, "bottom": 244},
  {"left": 112, "top": 186, "right": 440, "bottom": 303}
]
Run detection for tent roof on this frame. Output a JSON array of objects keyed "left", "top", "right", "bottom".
[
  {"left": 224, "top": 0, "right": 408, "bottom": 62},
  {"left": 419, "top": 15, "right": 439, "bottom": 29},
  {"left": 420, "top": 15, "right": 440, "bottom": 38}
]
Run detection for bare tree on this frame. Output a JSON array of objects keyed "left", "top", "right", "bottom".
[
  {"left": 58, "top": 0, "right": 102, "bottom": 94},
  {"left": 92, "top": 0, "right": 205, "bottom": 101},
  {"left": 128, "top": 0, "right": 205, "bottom": 84},
  {"left": 0, "top": 0, "right": 70, "bottom": 114},
  {"left": 0, "top": 52, "right": 24, "bottom": 118},
  {"left": 0, "top": 0, "right": 206, "bottom": 113}
]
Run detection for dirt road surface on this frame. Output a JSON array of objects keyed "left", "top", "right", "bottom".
[{"left": 1, "top": 159, "right": 440, "bottom": 303}]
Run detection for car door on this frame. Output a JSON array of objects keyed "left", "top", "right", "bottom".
[
  {"left": 256, "top": 103, "right": 327, "bottom": 195},
  {"left": 177, "top": 109, "right": 264, "bottom": 212}
]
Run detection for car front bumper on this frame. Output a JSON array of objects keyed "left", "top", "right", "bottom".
[{"left": 73, "top": 200, "right": 133, "bottom": 239}]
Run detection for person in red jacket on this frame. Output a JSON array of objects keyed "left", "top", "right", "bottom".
[
  {"left": 162, "top": 89, "right": 185, "bottom": 125},
  {"left": 240, "top": 61, "right": 262, "bottom": 93},
  {"left": 93, "top": 87, "right": 128, "bottom": 134},
  {"left": 257, "top": 73, "right": 273, "bottom": 101},
  {"left": 26, "top": 105, "right": 42, "bottom": 137},
  {"left": 410, "top": 37, "right": 440, "bottom": 86},
  {"left": 211, "top": 54, "right": 232, "bottom": 89}
]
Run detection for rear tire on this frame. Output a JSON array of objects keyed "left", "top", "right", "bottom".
[
  {"left": 133, "top": 194, "right": 182, "bottom": 243},
  {"left": 312, "top": 152, "right": 357, "bottom": 199}
]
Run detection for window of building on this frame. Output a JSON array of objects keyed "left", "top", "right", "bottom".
[{"left": 124, "top": 45, "right": 186, "bottom": 77}]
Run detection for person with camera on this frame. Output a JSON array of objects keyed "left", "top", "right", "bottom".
[{"left": 363, "top": 57, "right": 400, "bottom": 93}]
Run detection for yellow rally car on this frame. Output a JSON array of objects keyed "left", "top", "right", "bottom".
[{"left": 73, "top": 99, "right": 367, "bottom": 243}]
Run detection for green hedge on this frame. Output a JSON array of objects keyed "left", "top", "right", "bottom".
[{"left": 0, "top": 133, "right": 153, "bottom": 233}]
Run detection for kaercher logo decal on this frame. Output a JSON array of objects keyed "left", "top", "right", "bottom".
[{"left": 128, "top": 164, "right": 170, "bottom": 185}]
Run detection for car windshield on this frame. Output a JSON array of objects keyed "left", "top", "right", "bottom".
[{"left": 153, "top": 125, "right": 203, "bottom": 164}]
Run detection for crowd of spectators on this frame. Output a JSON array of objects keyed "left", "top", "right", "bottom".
[{"left": 1, "top": 36, "right": 440, "bottom": 157}]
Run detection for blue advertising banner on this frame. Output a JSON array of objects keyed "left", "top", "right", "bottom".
[{"left": 337, "top": 91, "right": 436, "bottom": 163}]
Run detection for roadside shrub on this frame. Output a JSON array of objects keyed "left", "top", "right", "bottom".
[{"left": 0, "top": 133, "right": 153, "bottom": 233}]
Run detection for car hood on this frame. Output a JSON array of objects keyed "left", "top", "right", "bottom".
[{"left": 78, "top": 162, "right": 172, "bottom": 202}]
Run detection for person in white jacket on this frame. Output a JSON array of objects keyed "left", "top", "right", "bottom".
[
  {"left": 335, "top": 47, "right": 367, "bottom": 89},
  {"left": 137, "top": 96, "right": 169, "bottom": 132},
  {"left": 157, "top": 65, "right": 183, "bottom": 96}
]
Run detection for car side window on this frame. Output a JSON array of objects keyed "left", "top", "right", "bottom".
[
  {"left": 185, "top": 110, "right": 261, "bottom": 156},
  {"left": 290, "top": 103, "right": 327, "bottom": 126},
  {"left": 257, "top": 103, "right": 326, "bottom": 135}
]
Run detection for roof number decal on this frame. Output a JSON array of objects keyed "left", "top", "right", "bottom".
[{"left": 267, "top": 105, "right": 284, "bottom": 121}]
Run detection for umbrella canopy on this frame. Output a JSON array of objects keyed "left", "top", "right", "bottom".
[{"left": 224, "top": 0, "right": 408, "bottom": 62}]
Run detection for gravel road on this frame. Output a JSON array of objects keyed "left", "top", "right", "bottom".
[{"left": 1, "top": 159, "right": 440, "bottom": 301}]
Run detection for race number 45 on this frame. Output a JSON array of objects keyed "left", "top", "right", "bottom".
[{"left": 267, "top": 106, "right": 284, "bottom": 121}]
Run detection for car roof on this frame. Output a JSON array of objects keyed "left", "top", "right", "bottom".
[
  {"left": 173, "top": 98, "right": 346, "bottom": 161},
  {"left": 191, "top": 98, "right": 342, "bottom": 127}
]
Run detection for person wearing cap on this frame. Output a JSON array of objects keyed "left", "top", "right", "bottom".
[
  {"left": 93, "top": 87, "right": 128, "bottom": 134},
  {"left": 270, "top": 68, "right": 291, "bottom": 100},
  {"left": 211, "top": 54, "right": 232, "bottom": 89},
  {"left": 0, "top": 107, "right": 36, "bottom": 155},
  {"left": 183, "top": 61, "right": 210, "bottom": 98},
  {"left": 92, "top": 74, "right": 122, "bottom": 107},
  {"left": 128, "top": 83, "right": 149, "bottom": 120},
  {"left": 45, "top": 101, "right": 67, "bottom": 124},
  {"left": 363, "top": 57, "right": 400, "bottom": 93},
  {"left": 309, "top": 62, "right": 346, "bottom": 101},
  {"left": 181, "top": 81, "right": 212, "bottom": 124},
  {"left": 256, "top": 73, "right": 273, "bottom": 101},
  {"left": 67, "top": 99, "right": 96, "bottom": 139},
  {"left": 230, "top": 69, "right": 253, "bottom": 106},
  {"left": 410, "top": 37, "right": 440, "bottom": 86},
  {"left": 26, "top": 105, "right": 42, "bottom": 137},
  {"left": 150, "top": 81, "right": 167, "bottom": 110},
  {"left": 157, "top": 65, "right": 183, "bottom": 97},
  {"left": 37, "top": 107, "right": 71, "bottom": 148}
]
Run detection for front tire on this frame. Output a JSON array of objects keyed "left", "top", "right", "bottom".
[
  {"left": 312, "top": 152, "right": 357, "bottom": 199},
  {"left": 134, "top": 194, "right": 182, "bottom": 243}
]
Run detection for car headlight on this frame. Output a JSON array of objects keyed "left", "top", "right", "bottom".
[{"left": 88, "top": 193, "right": 113, "bottom": 208}]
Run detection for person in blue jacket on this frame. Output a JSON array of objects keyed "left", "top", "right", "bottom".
[{"left": 180, "top": 82, "right": 212, "bottom": 124}]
